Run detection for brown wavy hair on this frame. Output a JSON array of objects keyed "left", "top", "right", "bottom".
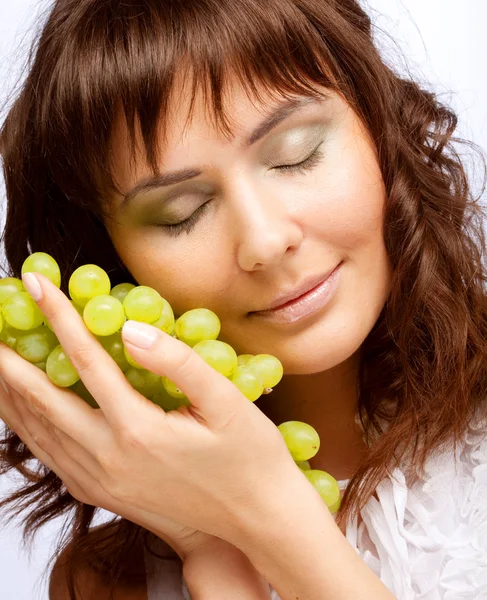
[{"left": 1, "top": 0, "right": 486, "bottom": 597}]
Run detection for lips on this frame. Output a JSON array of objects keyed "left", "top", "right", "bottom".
[{"left": 251, "top": 262, "right": 342, "bottom": 313}]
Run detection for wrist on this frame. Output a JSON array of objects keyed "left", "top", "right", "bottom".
[
  {"left": 183, "top": 539, "right": 271, "bottom": 600},
  {"left": 232, "top": 471, "right": 395, "bottom": 600}
]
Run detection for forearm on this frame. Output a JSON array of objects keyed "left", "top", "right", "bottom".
[
  {"left": 234, "top": 474, "right": 396, "bottom": 600},
  {"left": 183, "top": 539, "right": 272, "bottom": 600}
]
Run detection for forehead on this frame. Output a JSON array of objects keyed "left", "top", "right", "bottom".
[{"left": 107, "top": 72, "right": 337, "bottom": 206}]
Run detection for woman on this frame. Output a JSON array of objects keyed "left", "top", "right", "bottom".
[{"left": 0, "top": 0, "right": 486, "bottom": 598}]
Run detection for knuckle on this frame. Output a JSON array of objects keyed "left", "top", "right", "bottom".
[
  {"left": 98, "top": 449, "right": 119, "bottom": 475},
  {"left": 25, "top": 388, "right": 51, "bottom": 418},
  {"left": 173, "top": 348, "right": 198, "bottom": 381},
  {"left": 69, "top": 346, "right": 94, "bottom": 374}
]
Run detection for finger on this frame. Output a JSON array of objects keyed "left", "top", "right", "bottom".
[
  {"left": 20, "top": 272, "right": 157, "bottom": 431},
  {"left": 0, "top": 342, "right": 113, "bottom": 462},
  {"left": 0, "top": 381, "right": 93, "bottom": 503},
  {"left": 10, "top": 383, "right": 105, "bottom": 483},
  {"left": 121, "top": 320, "right": 245, "bottom": 427}
]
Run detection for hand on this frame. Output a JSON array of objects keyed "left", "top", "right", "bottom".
[
  {"left": 0, "top": 272, "right": 298, "bottom": 551},
  {"left": 0, "top": 348, "right": 219, "bottom": 560}
]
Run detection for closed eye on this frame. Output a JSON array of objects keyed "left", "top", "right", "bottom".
[
  {"left": 274, "top": 144, "right": 325, "bottom": 175},
  {"left": 160, "top": 144, "right": 325, "bottom": 237}
]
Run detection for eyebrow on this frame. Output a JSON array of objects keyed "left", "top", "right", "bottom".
[{"left": 120, "top": 95, "right": 322, "bottom": 209}]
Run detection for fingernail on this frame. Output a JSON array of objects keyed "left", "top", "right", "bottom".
[
  {"left": 22, "top": 273, "right": 43, "bottom": 301},
  {"left": 0, "top": 376, "right": 10, "bottom": 396},
  {"left": 122, "top": 320, "right": 158, "bottom": 349}
]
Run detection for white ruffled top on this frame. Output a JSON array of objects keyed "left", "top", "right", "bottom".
[{"left": 145, "top": 413, "right": 487, "bottom": 599}]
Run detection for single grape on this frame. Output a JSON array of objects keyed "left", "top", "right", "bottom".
[
  {"left": 46, "top": 345, "right": 80, "bottom": 387},
  {"left": 150, "top": 297, "right": 175, "bottom": 334},
  {"left": 2, "top": 291, "right": 44, "bottom": 330},
  {"left": 123, "top": 345, "right": 145, "bottom": 370},
  {"left": 70, "top": 380, "right": 99, "bottom": 409},
  {"left": 192, "top": 340, "right": 238, "bottom": 378},
  {"left": 162, "top": 376, "right": 187, "bottom": 400},
  {"left": 69, "top": 265, "right": 111, "bottom": 308},
  {"left": 0, "top": 325, "right": 22, "bottom": 350},
  {"left": 152, "top": 387, "right": 191, "bottom": 411},
  {"left": 0, "top": 278, "right": 25, "bottom": 306},
  {"left": 110, "top": 283, "right": 136, "bottom": 304},
  {"left": 237, "top": 354, "right": 254, "bottom": 366},
  {"left": 246, "top": 354, "right": 283, "bottom": 389},
  {"left": 83, "top": 295, "right": 125, "bottom": 336},
  {"left": 277, "top": 421, "right": 320, "bottom": 461},
  {"left": 21, "top": 252, "right": 61, "bottom": 288},
  {"left": 125, "top": 368, "right": 161, "bottom": 399},
  {"left": 295, "top": 460, "right": 311, "bottom": 471},
  {"left": 16, "top": 326, "right": 58, "bottom": 363},
  {"left": 304, "top": 470, "right": 341, "bottom": 514},
  {"left": 98, "top": 332, "right": 130, "bottom": 372},
  {"left": 123, "top": 286, "right": 164, "bottom": 323},
  {"left": 0, "top": 312, "right": 3, "bottom": 334},
  {"left": 229, "top": 365, "right": 264, "bottom": 401},
  {"left": 174, "top": 308, "right": 221, "bottom": 347}
]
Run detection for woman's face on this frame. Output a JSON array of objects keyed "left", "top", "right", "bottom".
[{"left": 105, "top": 78, "right": 392, "bottom": 374}]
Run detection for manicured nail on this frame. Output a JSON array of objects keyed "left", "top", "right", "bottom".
[
  {"left": 0, "top": 376, "right": 10, "bottom": 397},
  {"left": 122, "top": 320, "right": 158, "bottom": 349},
  {"left": 22, "top": 273, "right": 43, "bottom": 301}
]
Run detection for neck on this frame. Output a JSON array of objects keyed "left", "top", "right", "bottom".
[{"left": 256, "top": 349, "right": 367, "bottom": 481}]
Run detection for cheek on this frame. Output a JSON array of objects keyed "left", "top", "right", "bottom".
[
  {"left": 111, "top": 228, "right": 230, "bottom": 316},
  {"left": 304, "top": 134, "right": 386, "bottom": 253}
]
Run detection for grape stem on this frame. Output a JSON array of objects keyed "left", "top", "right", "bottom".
[{"left": 262, "top": 387, "right": 273, "bottom": 395}]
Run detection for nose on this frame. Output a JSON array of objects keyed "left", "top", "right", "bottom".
[{"left": 229, "top": 177, "right": 303, "bottom": 271}]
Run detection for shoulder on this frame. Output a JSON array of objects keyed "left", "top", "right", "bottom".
[{"left": 49, "top": 524, "right": 147, "bottom": 600}]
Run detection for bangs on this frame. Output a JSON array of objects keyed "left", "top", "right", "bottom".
[{"left": 33, "top": 0, "right": 346, "bottom": 216}]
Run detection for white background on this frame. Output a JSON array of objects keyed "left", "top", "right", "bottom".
[{"left": 0, "top": 1, "right": 486, "bottom": 598}]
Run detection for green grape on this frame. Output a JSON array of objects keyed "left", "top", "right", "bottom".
[
  {"left": 152, "top": 387, "right": 191, "bottom": 411},
  {"left": 162, "top": 376, "right": 187, "bottom": 400},
  {"left": 2, "top": 291, "right": 44, "bottom": 330},
  {"left": 83, "top": 295, "right": 125, "bottom": 336},
  {"left": 149, "top": 297, "right": 175, "bottom": 334},
  {"left": 125, "top": 368, "right": 161, "bottom": 399},
  {"left": 69, "top": 265, "right": 111, "bottom": 308},
  {"left": 16, "top": 326, "right": 58, "bottom": 363},
  {"left": 98, "top": 332, "right": 129, "bottom": 372},
  {"left": 70, "top": 380, "right": 99, "bottom": 408},
  {"left": 110, "top": 283, "right": 136, "bottom": 304},
  {"left": 0, "top": 325, "right": 22, "bottom": 349},
  {"left": 174, "top": 308, "right": 221, "bottom": 347},
  {"left": 192, "top": 340, "right": 238, "bottom": 378},
  {"left": 0, "top": 312, "right": 3, "bottom": 334},
  {"left": 46, "top": 345, "right": 80, "bottom": 387},
  {"left": 229, "top": 365, "right": 264, "bottom": 402},
  {"left": 246, "top": 354, "right": 283, "bottom": 389},
  {"left": 34, "top": 361, "right": 47, "bottom": 372},
  {"left": 295, "top": 460, "right": 311, "bottom": 471},
  {"left": 277, "top": 421, "right": 320, "bottom": 462},
  {"left": 0, "top": 277, "right": 25, "bottom": 306},
  {"left": 237, "top": 354, "right": 254, "bottom": 366},
  {"left": 21, "top": 252, "right": 61, "bottom": 288},
  {"left": 304, "top": 470, "right": 341, "bottom": 514},
  {"left": 123, "top": 286, "right": 164, "bottom": 324},
  {"left": 123, "top": 345, "right": 145, "bottom": 370}
]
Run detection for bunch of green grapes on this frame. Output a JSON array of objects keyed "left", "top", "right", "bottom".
[{"left": 0, "top": 252, "right": 340, "bottom": 514}]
